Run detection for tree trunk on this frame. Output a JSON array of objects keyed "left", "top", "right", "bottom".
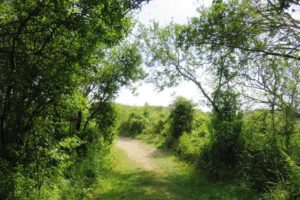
[{"left": 75, "top": 111, "right": 82, "bottom": 132}]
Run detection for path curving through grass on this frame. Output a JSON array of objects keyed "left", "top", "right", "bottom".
[{"left": 92, "top": 137, "right": 257, "bottom": 200}]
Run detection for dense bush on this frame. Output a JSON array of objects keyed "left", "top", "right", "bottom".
[
  {"left": 167, "top": 97, "right": 195, "bottom": 146},
  {"left": 119, "top": 112, "right": 146, "bottom": 136},
  {"left": 241, "top": 109, "right": 300, "bottom": 197},
  {"left": 240, "top": 145, "right": 290, "bottom": 191},
  {"left": 59, "top": 136, "right": 112, "bottom": 199},
  {"left": 177, "top": 130, "right": 210, "bottom": 164},
  {"left": 93, "top": 102, "right": 117, "bottom": 143},
  {"left": 200, "top": 90, "right": 243, "bottom": 179},
  {"left": 260, "top": 163, "right": 300, "bottom": 200},
  {"left": 117, "top": 104, "right": 170, "bottom": 138},
  {"left": 289, "top": 129, "right": 300, "bottom": 165}
]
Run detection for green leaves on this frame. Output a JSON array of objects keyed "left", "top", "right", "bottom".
[
  {"left": 169, "top": 97, "right": 195, "bottom": 142},
  {"left": 0, "top": 0, "right": 147, "bottom": 198}
]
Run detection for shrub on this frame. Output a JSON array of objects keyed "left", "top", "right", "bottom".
[
  {"left": 0, "top": 158, "right": 14, "bottom": 199},
  {"left": 261, "top": 164, "right": 300, "bottom": 200},
  {"left": 240, "top": 144, "right": 290, "bottom": 192},
  {"left": 177, "top": 129, "right": 210, "bottom": 164},
  {"left": 290, "top": 133, "right": 300, "bottom": 165},
  {"left": 200, "top": 135, "right": 244, "bottom": 180},
  {"left": 285, "top": 165, "right": 300, "bottom": 199},
  {"left": 200, "top": 89, "right": 243, "bottom": 179},
  {"left": 59, "top": 137, "right": 112, "bottom": 199},
  {"left": 168, "top": 97, "right": 194, "bottom": 146},
  {"left": 241, "top": 109, "right": 300, "bottom": 196},
  {"left": 119, "top": 112, "right": 146, "bottom": 136},
  {"left": 94, "top": 102, "right": 117, "bottom": 143}
]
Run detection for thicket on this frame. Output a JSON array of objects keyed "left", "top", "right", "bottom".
[
  {"left": 117, "top": 104, "right": 170, "bottom": 144},
  {"left": 0, "top": 0, "right": 147, "bottom": 199},
  {"left": 116, "top": 98, "right": 209, "bottom": 152},
  {"left": 240, "top": 110, "right": 300, "bottom": 197}
]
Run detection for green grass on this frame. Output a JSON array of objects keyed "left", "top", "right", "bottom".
[{"left": 89, "top": 144, "right": 258, "bottom": 200}]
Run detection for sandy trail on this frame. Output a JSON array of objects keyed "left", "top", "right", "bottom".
[{"left": 116, "top": 137, "right": 164, "bottom": 171}]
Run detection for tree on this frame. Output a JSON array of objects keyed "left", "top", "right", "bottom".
[
  {"left": 185, "top": 0, "right": 300, "bottom": 61},
  {"left": 81, "top": 43, "right": 143, "bottom": 132},
  {"left": 0, "top": 0, "right": 147, "bottom": 198},
  {"left": 137, "top": 0, "right": 300, "bottom": 180},
  {"left": 139, "top": 22, "right": 233, "bottom": 111},
  {"left": 239, "top": 57, "right": 299, "bottom": 148},
  {"left": 138, "top": 0, "right": 300, "bottom": 139},
  {"left": 207, "top": 89, "right": 243, "bottom": 177}
]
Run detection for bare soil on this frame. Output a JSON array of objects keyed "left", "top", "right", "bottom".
[{"left": 116, "top": 137, "right": 164, "bottom": 171}]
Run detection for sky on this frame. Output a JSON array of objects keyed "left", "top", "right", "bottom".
[
  {"left": 116, "top": 0, "right": 212, "bottom": 109},
  {"left": 115, "top": 0, "right": 300, "bottom": 110}
]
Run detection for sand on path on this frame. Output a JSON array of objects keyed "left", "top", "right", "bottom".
[{"left": 116, "top": 137, "right": 164, "bottom": 171}]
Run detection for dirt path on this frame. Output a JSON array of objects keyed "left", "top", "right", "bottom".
[
  {"left": 116, "top": 137, "right": 164, "bottom": 171},
  {"left": 96, "top": 137, "right": 257, "bottom": 199}
]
